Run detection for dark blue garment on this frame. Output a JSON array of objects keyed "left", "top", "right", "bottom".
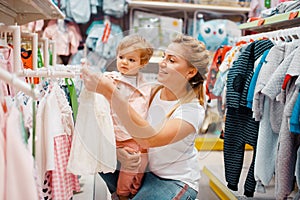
[{"left": 224, "top": 39, "right": 274, "bottom": 197}]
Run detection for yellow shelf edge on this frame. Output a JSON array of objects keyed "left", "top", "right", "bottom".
[
  {"left": 195, "top": 137, "right": 253, "bottom": 151},
  {"left": 202, "top": 166, "right": 238, "bottom": 200}
]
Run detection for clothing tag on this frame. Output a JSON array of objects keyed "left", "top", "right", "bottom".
[{"left": 101, "top": 19, "right": 111, "bottom": 43}]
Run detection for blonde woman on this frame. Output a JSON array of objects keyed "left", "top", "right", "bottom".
[{"left": 82, "top": 34, "right": 209, "bottom": 200}]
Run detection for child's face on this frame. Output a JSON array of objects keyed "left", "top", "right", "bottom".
[{"left": 117, "top": 49, "right": 143, "bottom": 75}]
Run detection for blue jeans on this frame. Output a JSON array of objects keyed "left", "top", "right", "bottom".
[{"left": 99, "top": 170, "right": 198, "bottom": 200}]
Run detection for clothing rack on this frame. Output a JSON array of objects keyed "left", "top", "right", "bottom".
[
  {"left": 0, "top": 25, "right": 22, "bottom": 72},
  {"left": 17, "top": 67, "right": 81, "bottom": 79},
  {"left": 0, "top": 67, "right": 38, "bottom": 99},
  {"left": 240, "top": 26, "right": 300, "bottom": 42}
]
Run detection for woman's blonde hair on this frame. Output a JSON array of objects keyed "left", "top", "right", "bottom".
[
  {"left": 151, "top": 34, "right": 209, "bottom": 117},
  {"left": 117, "top": 34, "right": 154, "bottom": 65}
]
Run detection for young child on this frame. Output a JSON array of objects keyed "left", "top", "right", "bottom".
[{"left": 107, "top": 34, "right": 153, "bottom": 200}]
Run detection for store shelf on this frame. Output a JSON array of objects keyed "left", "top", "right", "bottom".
[
  {"left": 195, "top": 137, "right": 253, "bottom": 151},
  {"left": 239, "top": 9, "right": 300, "bottom": 32},
  {"left": 128, "top": 0, "right": 250, "bottom": 14},
  {"left": 202, "top": 166, "right": 238, "bottom": 200},
  {"left": 0, "top": 0, "right": 65, "bottom": 25}
]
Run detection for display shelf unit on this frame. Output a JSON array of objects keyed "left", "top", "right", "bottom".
[
  {"left": 0, "top": 0, "right": 64, "bottom": 25},
  {"left": 128, "top": 0, "right": 250, "bottom": 14},
  {"left": 202, "top": 166, "right": 238, "bottom": 200},
  {"left": 195, "top": 137, "right": 253, "bottom": 151},
  {"left": 239, "top": 9, "right": 300, "bottom": 32}
]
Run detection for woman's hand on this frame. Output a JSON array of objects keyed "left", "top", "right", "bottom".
[
  {"left": 117, "top": 147, "right": 141, "bottom": 172},
  {"left": 81, "top": 68, "right": 116, "bottom": 99}
]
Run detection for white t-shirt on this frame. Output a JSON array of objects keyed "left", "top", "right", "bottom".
[{"left": 146, "top": 90, "right": 205, "bottom": 192}]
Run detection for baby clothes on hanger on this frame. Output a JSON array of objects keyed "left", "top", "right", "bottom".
[
  {"left": 35, "top": 82, "right": 80, "bottom": 199},
  {"left": 67, "top": 87, "right": 116, "bottom": 175},
  {"left": 275, "top": 77, "right": 300, "bottom": 199},
  {"left": 224, "top": 39, "right": 274, "bottom": 197},
  {"left": 0, "top": 100, "right": 4, "bottom": 200},
  {"left": 43, "top": 19, "right": 82, "bottom": 58},
  {"left": 0, "top": 46, "right": 15, "bottom": 96},
  {"left": 5, "top": 106, "right": 38, "bottom": 200}
]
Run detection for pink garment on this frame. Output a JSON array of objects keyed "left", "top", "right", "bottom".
[
  {"left": 0, "top": 47, "right": 15, "bottom": 96},
  {"left": 41, "top": 171, "right": 53, "bottom": 199},
  {"left": 249, "top": 0, "right": 266, "bottom": 17},
  {"left": 116, "top": 139, "right": 148, "bottom": 197},
  {"left": 43, "top": 19, "right": 82, "bottom": 56},
  {"left": 36, "top": 83, "right": 75, "bottom": 186},
  {"left": 67, "top": 21, "right": 83, "bottom": 54},
  {"left": 0, "top": 103, "right": 5, "bottom": 200},
  {"left": 51, "top": 135, "right": 80, "bottom": 200},
  {"left": 108, "top": 72, "right": 152, "bottom": 141},
  {"left": 21, "top": 20, "right": 44, "bottom": 33},
  {"left": 5, "top": 106, "right": 38, "bottom": 200}
]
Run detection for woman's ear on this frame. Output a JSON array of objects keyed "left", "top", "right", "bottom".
[{"left": 187, "top": 67, "right": 198, "bottom": 79}]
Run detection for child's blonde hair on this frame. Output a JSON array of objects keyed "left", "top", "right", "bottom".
[{"left": 116, "top": 34, "right": 154, "bottom": 65}]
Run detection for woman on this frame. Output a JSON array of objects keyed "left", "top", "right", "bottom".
[{"left": 81, "top": 34, "right": 209, "bottom": 200}]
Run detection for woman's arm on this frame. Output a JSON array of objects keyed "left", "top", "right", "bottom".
[{"left": 82, "top": 68, "right": 196, "bottom": 148}]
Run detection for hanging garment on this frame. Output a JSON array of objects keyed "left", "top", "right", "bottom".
[
  {"left": 68, "top": 0, "right": 91, "bottom": 23},
  {"left": 0, "top": 47, "right": 15, "bottom": 96},
  {"left": 43, "top": 19, "right": 82, "bottom": 56},
  {"left": 296, "top": 147, "right": 300, "bottom": 190},
  {"left": 246, "top": 49, "right": 270, "bottom": 109},
  {"left": 67, "top": 87, "right": 116, "bottom": 175},
  {"left": 0, "top": 103, "right": 4, "bottom": 200},
  {"left": 254, "top": 97, "right": 281, "bottom": 186},
  {"left": 65, "top": 78, "right": 79, "bottom": 121},
  {"left": 85, "top": 22, "right": 123, "bottom": 59},
  {"left": 224, "top": 39, "right": 274, "bottom": 197},
  {"left": 35, "top": 89, "right": 51, "bottom": 186},
  {"left": 35, "top": 83, "right": 76, "bottom": 187},
  {"left": 212, "top": 44, "right": 246, "bottom": 97},
  {"left": 275, "top": 78, "right": 300, "bottom": 199},
  {"left": 206, "top": 45, "right": 232, "bottom": 101},
  {"left": 290, "top": 92, "right": 300, "bottom": 134},
  {"left": 252, "top": 43, "right": 293, "bottom": 186},
  {"left": 102, "top": 0, "right": 128, "bottom": 18},
  {"left": 6, "top": 106, "right": 38, "bottom": 200},
  {"left": 51, "top": 135, "right": 80, "bottom": 200},
  {"left": 253, "top": 41, "right": 299, "bottom": 121}
]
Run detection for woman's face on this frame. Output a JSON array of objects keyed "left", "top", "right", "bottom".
[{"left": 157, "top": 43, "right": 194, "bottom": 88}]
